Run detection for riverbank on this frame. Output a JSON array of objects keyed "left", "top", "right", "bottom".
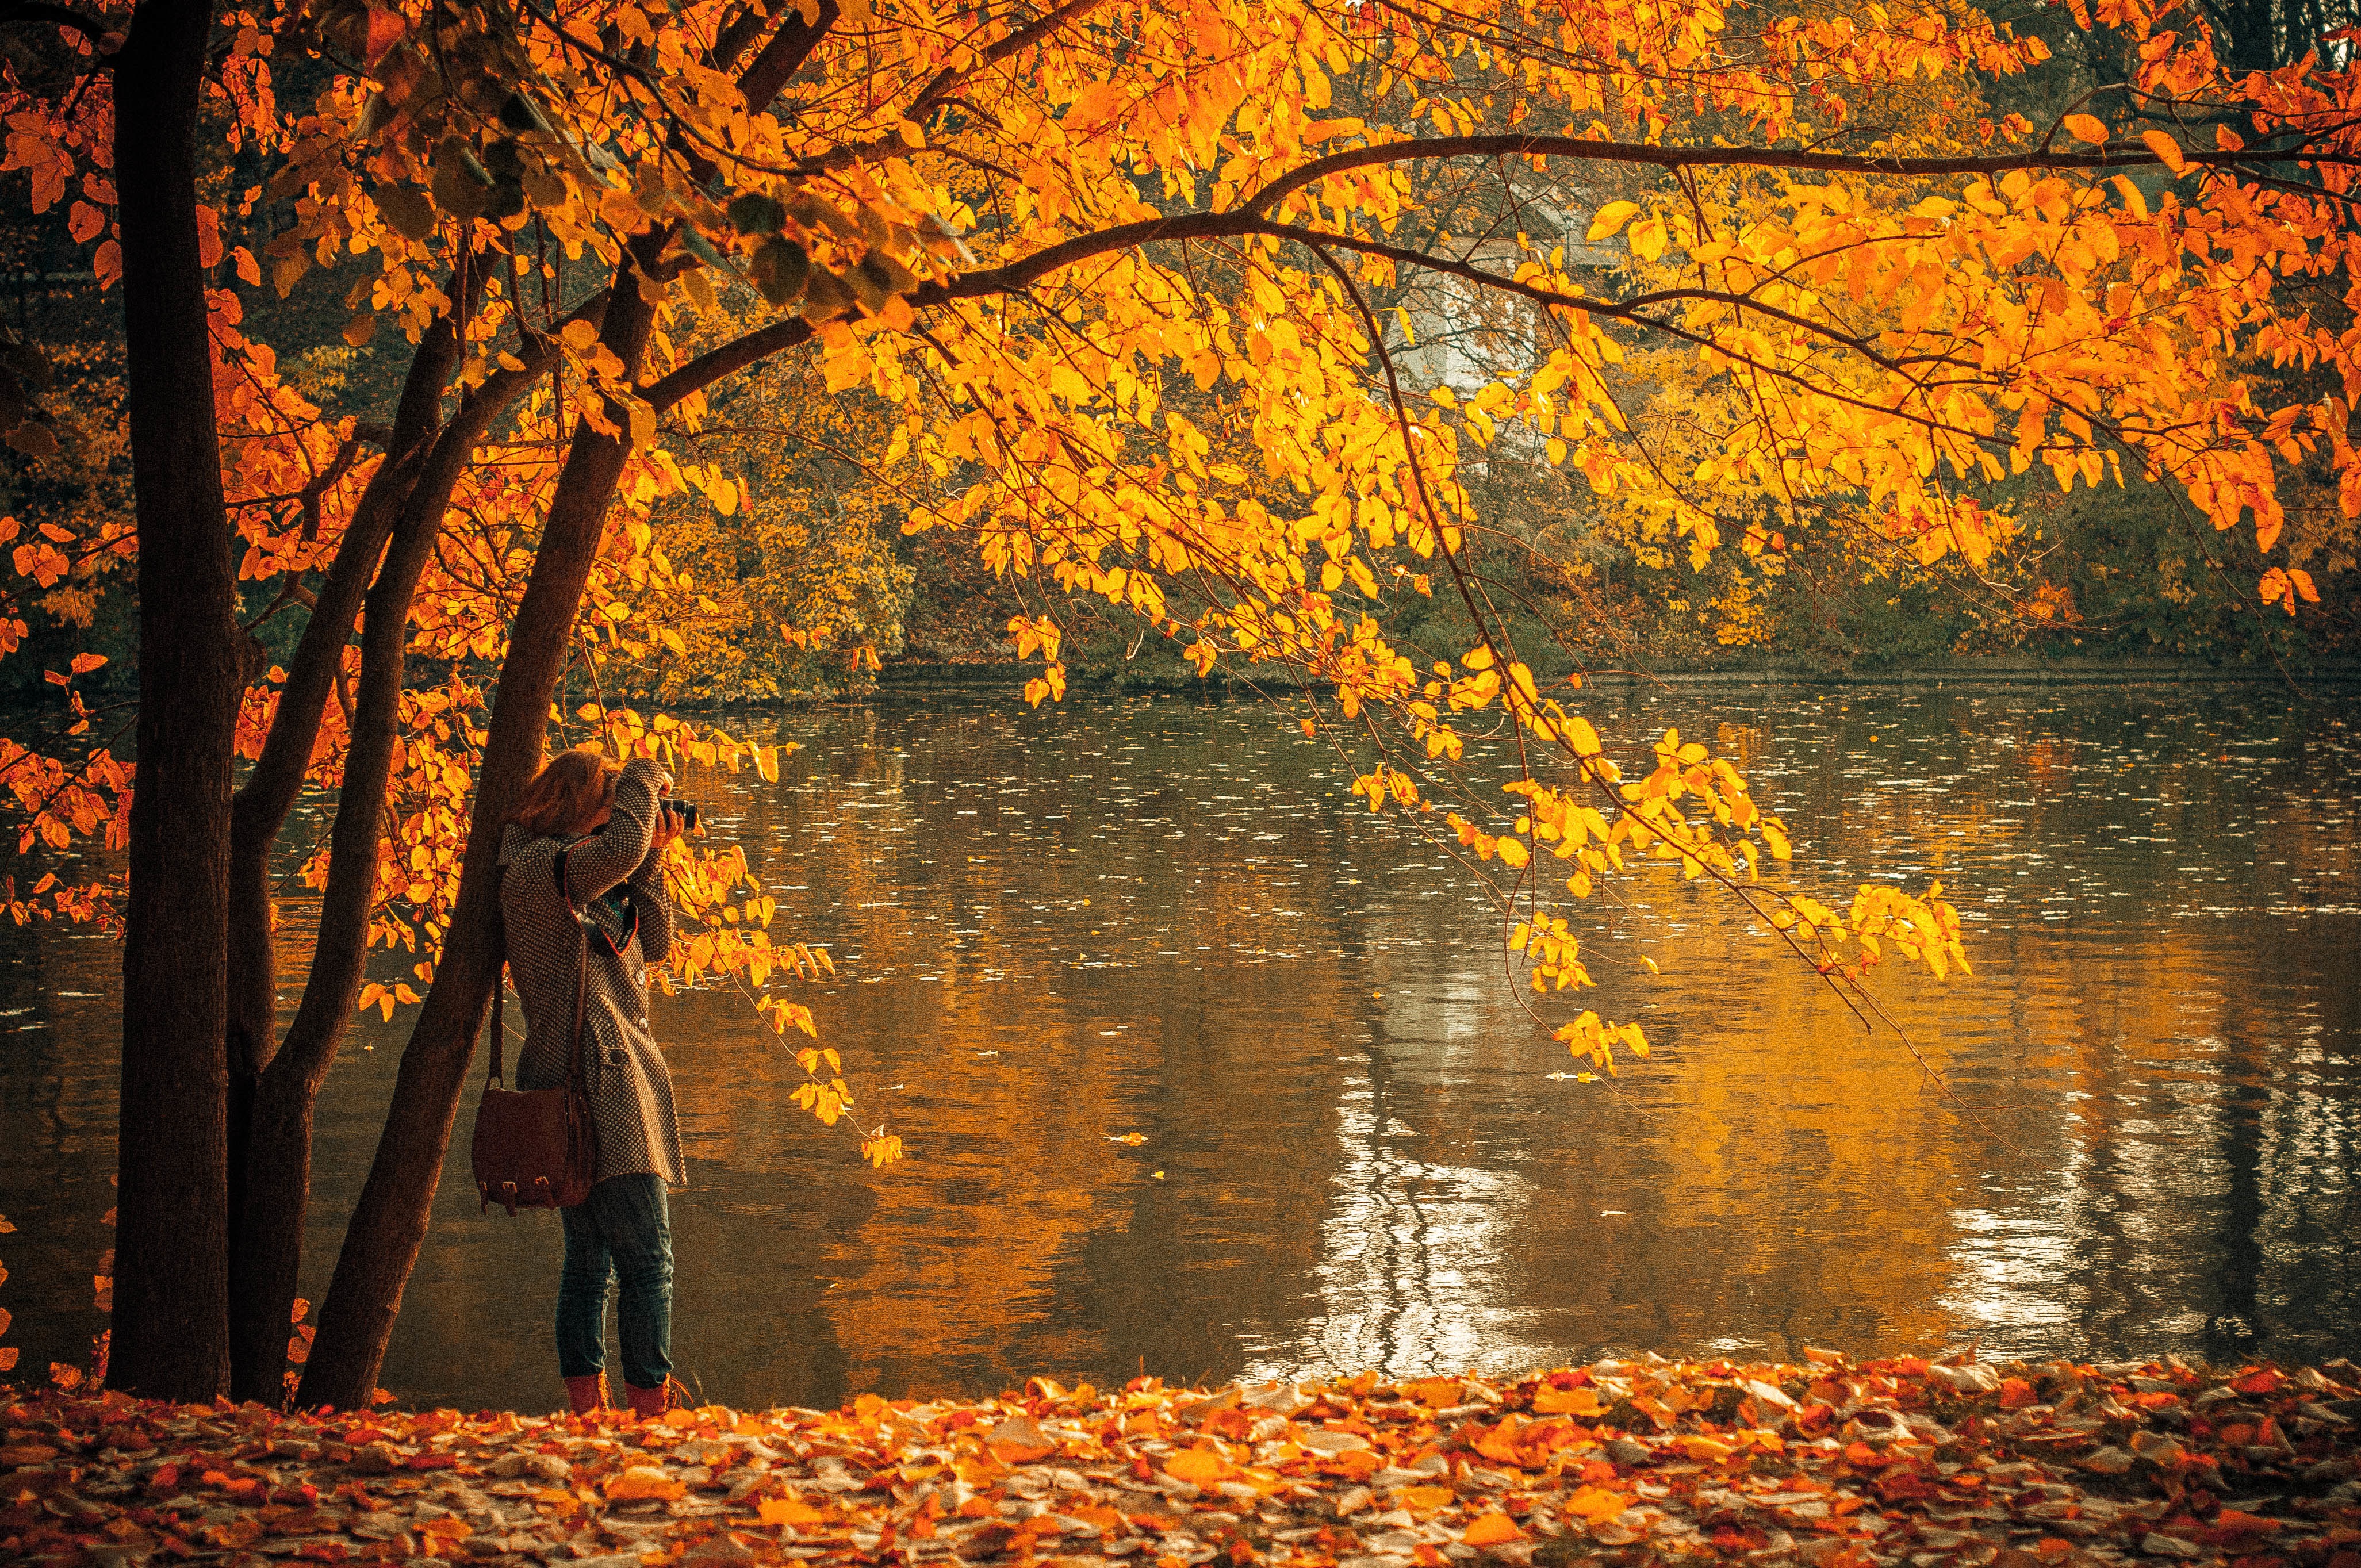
[
  {"left": 869, "top": 655, "right": 2361, "bottom": 696},
  {"left": 6, "top": 1352, "right": 2357, "bottom": 1568}
]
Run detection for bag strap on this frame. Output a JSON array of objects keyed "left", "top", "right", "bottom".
[
  {"left": 485, "top": 873, "right": 509, "bottom": 1089},
  {"left": 557, "top": 842, "right": 593, "bottom": 1092},
  {"left": 481, "top": 842, "right": 595, "bottom": 1092},
  {"left": 485, "top": 963, "right": 505, "bottom": 1088}
]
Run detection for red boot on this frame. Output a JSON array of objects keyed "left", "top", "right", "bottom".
[
  {"left": 624, "top": 1379, "right": 674, "bottom": 1420},
  {"left": 564, "top": 1373, "right": 607, "bottom": 1415}
]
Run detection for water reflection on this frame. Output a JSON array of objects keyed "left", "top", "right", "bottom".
[{"left": 0, "top": 683, "right": 2354, "bottom": 1409}]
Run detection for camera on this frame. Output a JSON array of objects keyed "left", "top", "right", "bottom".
[{"left": 662, "top": 799, "right": 701, "bottom": 832}]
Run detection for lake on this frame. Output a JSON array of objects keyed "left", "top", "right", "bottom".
[{"left": 1, "top": 680, "right": 2356, "bottom": 1409}]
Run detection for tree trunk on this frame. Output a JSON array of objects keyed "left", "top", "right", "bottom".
[
  {"left": 223, "top": 287, "right": 473, "bottom": 1404},
  {"left": 229, "top": 356, "right": 523, "bottom": 1404},
  {"left": 2216, "top": 0, "right": 2281, "bottom": 74},
  {"left": 300, "top": 276, "right": 658, "bottom": 1410},
  {"left": 108, "top": 0, "right": 239, "bottom": 1403},
  {"left": 296, "top": 3, "right": 832, "bottom": 1409},
  {"left": 226, "top": 298, "right": 466, "bottom": 1084}
]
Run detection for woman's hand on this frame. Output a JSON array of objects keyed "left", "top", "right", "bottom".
[{"left": 651, "top": 804, "right": 687, "bottom": 850}]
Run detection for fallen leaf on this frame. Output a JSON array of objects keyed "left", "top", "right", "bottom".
[
  {"left": 1166, "top": 1448, "right": 1236, "bottom": 1485},
  {"left": 604, "top": 1465, "right": 687, "bottom": 1501},
  {"left": 758, "top": 1493, "right": 828, "bottom": 1526},
  {"left": 986, "top": 1414, "right": 1055, "bottom": 1463}
]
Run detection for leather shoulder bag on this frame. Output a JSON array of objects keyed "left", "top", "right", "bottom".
[{"left": 470, "top": 845, "right": 599, "bottom": 1214}]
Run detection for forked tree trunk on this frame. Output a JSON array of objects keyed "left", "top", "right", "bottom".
[
  {"left": 297, "top": 4, "right": 833, "bottom": 1410},
  {"left": 300, "top": 277, "right": 659, "bottom": 1410},
  {"left": 228, "top": 342, "right": 547, "bottom": 1403},
  {"left": 108, "top": 0, "right": 239, "bottom": 1402},
  {"left": 220, "top": 278, "right": 589, "bottom": 1402}
]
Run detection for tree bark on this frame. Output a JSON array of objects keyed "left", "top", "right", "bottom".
[
  {"left": 108, "top": 0, "right": 239, "bottom": 1403},
  {"left": 221, "top": 277, "right": 479, "bottom": 1404},
  {"left": 226, "top": 298, "right": 467, "bottom": 1088},
  {"left": 300, "top": 275, "right": 658, "bottom": 1411},
  {"left": 227, "top": 365, "right": 523, "bottom": 1404},
  {"left": 296, "top": 3, "right": 833, "bottom": 1409}
]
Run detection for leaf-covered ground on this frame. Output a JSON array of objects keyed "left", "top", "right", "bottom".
[{"left": 6, "top": 1352, "right": 2360, "bottom": 1568}]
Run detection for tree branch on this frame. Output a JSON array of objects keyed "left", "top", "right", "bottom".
[{"left": 0, "top": 0, "right": 112, "bottom": 52}]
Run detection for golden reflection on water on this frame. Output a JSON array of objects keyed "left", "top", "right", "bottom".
[{"left": 0, "top": 684, "right": 2354, "bottom": 1409}]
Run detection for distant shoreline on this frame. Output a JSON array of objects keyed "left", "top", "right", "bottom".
[{"left": 872, "top": 655, "right": 2361, "bottom": 692}]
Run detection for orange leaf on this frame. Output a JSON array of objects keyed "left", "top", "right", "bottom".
[
  {"left": 1473, "top": 1417, "right": 1526, "bottom": 1463},
  {"left": 986, "top": 1415, "right": 1055, "bottom": 1463},
  {"left": 759, "top": 1494, "right": 828, "bottom": 1526},
  {"left": 1532, "top": 1384, "right": 1604, "bottom": 1416},
  {"left": 2141, "top": 129, "right": 2187, "bottom": 174},
  {"left": 1166, "top": 1448, "right": 1236, "bottom": 1486},
  {"left": 604, "top": 1466, "right": 686, "bottom": 1501},
  {"left": 1463, "top": 1513, "right": 1524, "bottom": 1546},
  {"left": 362, "top": 6, "right": 408, "bottom": 64}
]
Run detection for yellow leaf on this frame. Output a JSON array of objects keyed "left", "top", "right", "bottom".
[
  {"left": 2141, "top": 129, "right": 2186, "bottom": 174},
  {"left": 1166, "top": 1448, "right": 1236, "bottom": 1485},
  {"left": 2063, "top": 113, "right": 2109, "bottom": 145},
  {"left": 1586, "top": 200, "right": 1638, "bottom": 240}
]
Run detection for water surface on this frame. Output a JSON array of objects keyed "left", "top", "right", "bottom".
[{"left": 1, "top": 681, "right": 2355, "bottom": 1407}]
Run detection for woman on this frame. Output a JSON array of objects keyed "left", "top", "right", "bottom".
[{"left": 501, "top": 747, "right": 687, "bottom": 1417}]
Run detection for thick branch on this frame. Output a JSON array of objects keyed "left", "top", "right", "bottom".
[
  {"left": 1237, "top": 131, "right": 2361, "bottom": 219},
  {"left": 226, "top": 289, "right": 466, "bottom": 1085},
  {"left": 734, "top": 0, "right": 837, "bottom": 110}
]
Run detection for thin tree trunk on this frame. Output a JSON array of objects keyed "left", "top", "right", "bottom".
[
  {"left": 297, "top": 3, "right": 834, "bottom": 1409},
  {"left": 227, "top": 298, "right": 467, "bottom": 1083},
  {"left": 223, "top": 281, "right": 472, "bottom": 1404},
  {"left": 108, "top": 0, "right": 239, "bottom": 1402},
  {"left": 229, "top": 346, "right": 539, "bottom": 1404},
  {"left": 300, "top": 278, "right": 657, "bottom": 1410}
]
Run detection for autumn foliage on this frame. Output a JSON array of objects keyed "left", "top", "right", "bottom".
[{"left": 0, "top": 0, "right": 2358, "bottom": 1404}]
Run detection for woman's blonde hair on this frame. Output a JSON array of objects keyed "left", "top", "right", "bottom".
[{"left": 513, "top": 748, "right": 620, "bottom": 838}]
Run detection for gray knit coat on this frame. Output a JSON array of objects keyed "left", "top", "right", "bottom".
[{"left": 499, "top": 756, "right": 683, "bottom": 1187}]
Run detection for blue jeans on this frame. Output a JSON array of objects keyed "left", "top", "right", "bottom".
[{"left": 557, "top": 1174, "right": 674, "bottom": 1390}]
